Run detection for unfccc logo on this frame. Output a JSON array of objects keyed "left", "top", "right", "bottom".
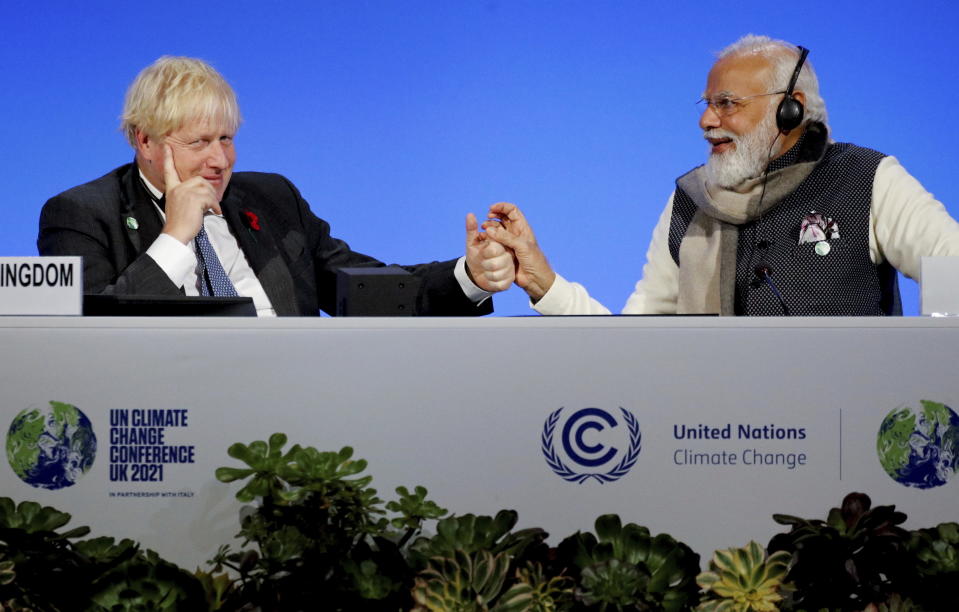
[{"left": 541, "top": 407, "right": 641, "bottom": 483}]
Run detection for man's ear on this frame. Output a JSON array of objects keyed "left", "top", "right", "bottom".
[
  {"left": 792, "top": 90, "right": 807, "bottom": 109},
  {"left": 134, "top": 128, "right": 158, "bottom": 164}
]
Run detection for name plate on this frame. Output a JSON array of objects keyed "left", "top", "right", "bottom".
[
  {"left": 0, "top": 257, "right": 82, "bottom": 315},
  {"left": 920, "top": 256, "right": 959, "bottom": 316}
]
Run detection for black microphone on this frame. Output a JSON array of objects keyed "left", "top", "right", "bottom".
[
  {"left": 753, "top": 264, "right": 791, "bottom": 315},
  {"left": 754, "top": 263, "right": 773, "bottom": 279},
  {"left": 750, "top": 263, "right": 772, "bottom": 288}
]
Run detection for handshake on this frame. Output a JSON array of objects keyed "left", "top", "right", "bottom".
[{"left": 465, "top": 202, "right": 556, "bottom": 303}]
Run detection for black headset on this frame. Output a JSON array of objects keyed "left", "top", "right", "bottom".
[{"left": 776, "top": 46, "right": 809, "bottom": 133}]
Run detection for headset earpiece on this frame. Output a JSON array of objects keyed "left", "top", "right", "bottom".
[
  {"left": 776, "top": 97, "right": 804, "bottom": 132},
  {"left": 776, "top": 46, "right": 809, "bottom": 133}
]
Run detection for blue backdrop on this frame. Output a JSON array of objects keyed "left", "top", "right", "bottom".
[{"left": 4, "top": 0, "right": 957, "bottom": 315}]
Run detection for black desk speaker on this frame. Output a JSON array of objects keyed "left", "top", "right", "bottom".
[{"left": 335, "top": 266, "right": 420, "bottom": 316}]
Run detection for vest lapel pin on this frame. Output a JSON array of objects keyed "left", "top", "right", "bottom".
[
  {"left": 799, "top": 211, "right": 839, "bottom": 249},
  {"left": 799, "top": 211, "right": 825, "bottom": 244}
]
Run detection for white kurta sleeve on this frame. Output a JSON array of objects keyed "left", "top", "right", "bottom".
[
  {"left": 531, "top": 274, "right": 613, "bottom": 315},
  {"left": 871, "top": 156, "right": 959, "bottom": 280},
  {"left": 621, "top": 192, "right": 679, "bottom": 314}
]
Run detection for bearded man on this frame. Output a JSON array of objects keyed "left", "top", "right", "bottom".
[{"left": 484, "top": 35, "right": 959, "bottom": 316}]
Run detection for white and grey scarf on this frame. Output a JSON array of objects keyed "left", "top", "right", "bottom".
[{"left": 675, "top": 123, "right": 829, "bottom": 315}]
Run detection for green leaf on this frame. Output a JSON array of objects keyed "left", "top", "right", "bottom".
[
  {"left": 387, "top": 484, "right": 448, "bottom": 531},
  {"left": 594, "top": 514, "right": 623, "bottom": 544},
  {"left": 267, "top": 432, "right": 287, "bottom": 450},
  {"left": 214, "top": 467, "right": 254, "bottom": 483}
]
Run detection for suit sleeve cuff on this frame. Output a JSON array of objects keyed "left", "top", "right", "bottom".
[
  {"left": 454, "top": 256, "right": 492, "bottom": 304},
  {"left": 146, "top": 233, "right": 195, "bottom": 289}
]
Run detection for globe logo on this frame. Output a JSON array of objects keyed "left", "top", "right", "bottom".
[
  {"left": 877, "top": 400, "right": 959, "bottom": 489},
  {"left": 6, "top": 401, "right": 97, "bottom": 490}
]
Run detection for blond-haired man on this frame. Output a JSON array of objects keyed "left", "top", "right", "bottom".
[{"left": 39, "top": 56, "right": 511, "bottom": 316}]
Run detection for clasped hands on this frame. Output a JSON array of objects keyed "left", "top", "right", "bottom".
[{"left": 465, "top": 202, "right": 555, "bottom": 301}]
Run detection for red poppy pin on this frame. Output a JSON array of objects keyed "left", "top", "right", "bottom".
[{"left": 241, "top": 210, "right": 261, "bottom": 231}]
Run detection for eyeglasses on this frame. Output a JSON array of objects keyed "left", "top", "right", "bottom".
[{"left": 696, "top": 91, "right": 787, "bottom": 117}]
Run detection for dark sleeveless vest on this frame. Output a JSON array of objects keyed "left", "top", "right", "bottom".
[{"left": 668, "top": 133, "right": 901, "bottom": 316}]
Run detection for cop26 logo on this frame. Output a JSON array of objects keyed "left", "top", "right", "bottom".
[{"left": 542, "top": 407, "right": 641, "bottom": 484}]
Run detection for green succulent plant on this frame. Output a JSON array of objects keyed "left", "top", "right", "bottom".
[
  {"left": 496, "top": 562, "right": 574, "bottom": 612},
  {"left": 904, "top": 521, "right": 959, "bottom": 610},
  {"left": 0, "top": 554, "right": 14, "bottom": 587},
  {"left": 909, "top": 521, "right": 959, "bottom": 574},
  {"left": 578, "top": 558, "right": 651, "bottom": 609},
  {"left": 193, "top": 568, "right": 236, "bottom": 611},
  {"left": 17, "top": 428, "right": 959, "bottom": 612},
  {"left": 341, "top": 557, "right": 402, "bottom": 601},
  {"left": 408, "top": 510, "right": 554, "bottom": 611},
  {"left": 0, "top": 498, "right": 207, "bottom": 611},
  {"left": 388, "top": 485, "right": 449, "bottom": 534},
  {"left": 696, "top": 540, "right": 792, "bottom": 612},
  {"left": 410, "top": 510, "right": 549, "bottom": 570},
  {"left": 0, "top": 498, "right": 90, "bottom": 539},
  {"left": 411, "top": 549, "right": 513, "bottom": 611},
  {"left": 86, "top": 548, "right": 209, "bottom": 611},
  {"left": 287, "top": 446, "right": 378, "bottom": 502},
  {"left": 768, "top": 492, "right": 915, "bottom": 611},
  {"left": 0, "top": 498, "right": 92, "bottom": 610},
  {"left": 212, "top": 434, "right": 458, "bottom": 610},
  {"left": 214, "top": 432, "right": 303, "bottom": 503},
  {"left": 556, "top": 514, "right": 701, "bottom": 611}
]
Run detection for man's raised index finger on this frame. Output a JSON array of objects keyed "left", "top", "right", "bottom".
[{"left": 162, "top": 144, "right": 181, "bottom": 189}]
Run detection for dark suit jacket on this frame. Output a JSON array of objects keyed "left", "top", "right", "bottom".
[{"left": 37, "top": 163, "right": 492, "bottom": 316}]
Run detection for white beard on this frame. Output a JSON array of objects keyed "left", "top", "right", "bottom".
[{"left": 704, "top": 111, "right": 780, "bottom": 189}]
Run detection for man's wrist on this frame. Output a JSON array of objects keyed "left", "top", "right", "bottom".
[
  {"left": 161, "top": 225, "right": 195, "bottom": 246},
  {"left": 526, "top": 272, "right": 553, "bottom": 303},
  {"left": 530, "top": 273, "right": 573, "bottom": 314},
  {"left": 146, "top": 233, "right": 195, "bottom": 288},
  {"left": 454, "top": 256, "right": 492, "bottom": 303}
]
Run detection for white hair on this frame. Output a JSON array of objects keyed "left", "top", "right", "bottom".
[{"left": 717, "top": 34, "right": 829, "bottom": 131}]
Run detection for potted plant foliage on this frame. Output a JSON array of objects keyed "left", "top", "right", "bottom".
[
  {"left": 5, "top": 433, "right": 959, "bottom": 611},
  {"left": 768, "top": 492, "right": 920, "bottom": 611}
]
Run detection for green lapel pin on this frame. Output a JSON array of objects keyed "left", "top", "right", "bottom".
[{"left": 125, "top": 216, "right": 139, "bottom": 230}]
